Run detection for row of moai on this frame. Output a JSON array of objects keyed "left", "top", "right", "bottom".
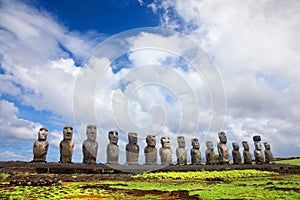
[{"left": 33, "top": 126, "right": 274, "bottom": 165}]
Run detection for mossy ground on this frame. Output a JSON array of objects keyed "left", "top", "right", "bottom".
[{"left": 1, "top": 169, "right": 299, "bottom": 199}]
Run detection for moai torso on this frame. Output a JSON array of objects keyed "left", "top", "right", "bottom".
[
  {"left": 242, "top": 141, "right": 252, "bottom": 164},
  {"left": 205, "top": 141, "right": 215, "bottom": 165},
  {"left": 33, "top": 127, "right": 49, "bottom": 162},
  {"left": 159, "top": 137, "right": 172, "bottom": 165},
  {"left": 82, "top": 125, "right": 98, "bottom": 164},
  {"left": 217, "top": 132, "right": 229, "bottom": 164},
  {"left": 144, "top": 135, "right": 157, "bottom": 165},
  {"left": 126, "top": 132, "right": 139, "bottom": 165},
  {"left": 60, "top": 126, "right": 74, "bottom": 163},
  {"left": 176, "top": 136, "right": 187, "bottom": 165},
  {"left": 232, "top": 142, "right": 242, "bottom": 164},
  {"left": 264, "top": 142, "right": 274, "bottom": 164},
  {"left": 107, "top": 131, "right": 119, "bottom": 164},
  {"left": 190, "top": 138, "right": 201, "bottom": 165},
  {"left": 253, "top": 135, "right": 264, "bottom": 164}
]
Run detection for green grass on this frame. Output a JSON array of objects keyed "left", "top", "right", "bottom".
[
  {"left": 276, "top": 158, "right": 300, "bottom": 166},
  {"left": 132, "top": 169, "right": 278, "bottom": 180},
  {"left": 1, "top": 170, "right": 299, "bottom": 200}
]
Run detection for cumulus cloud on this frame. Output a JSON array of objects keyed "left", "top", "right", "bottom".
[
  {"left": 0, "top": 0, "right": 102, "bottom": 122},
  {"left": 151, "top": 0, "right": 300, "bottom": 156}
]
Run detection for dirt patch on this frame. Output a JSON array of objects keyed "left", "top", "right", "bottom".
[{"left": 78, "top": 183, "right": 200, "bottom": 199}]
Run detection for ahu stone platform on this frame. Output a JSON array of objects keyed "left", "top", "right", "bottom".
[{"left": 0, "top": 161, "right": 300, "bottom": 175}]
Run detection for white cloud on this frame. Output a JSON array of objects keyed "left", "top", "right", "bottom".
[
  {"left": 0, "top": 151, "right": 27, "bottom": 161},
  {"left": 152, "top": 0, "right": 300, "bottom": 156}
]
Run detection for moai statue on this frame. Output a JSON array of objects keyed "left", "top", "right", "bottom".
[
  {"left": 125, "top": 132, "right": 139, "bottom": 165},
  {"left": 253, "top": 135, "right": 264, "bottom": 164},
  {"left": 217, "top": 132, "right": 229, "bottom": 164},
  {"left": 60, "top": 126, "right": 74, "bottom": 163},
  {"left": 176, "top": 136, "right": 187, "bottom": 165},
  {"left": 190, "top": 138, "right": 202, "bottom": 165},
  {"left": 32, "top": 127, "right": 49, "bottom": 162},
  {"left": 82, "top": 125, "right": 98, "bottom": 164},
  {"left": 232, "top": 142, "right": 242, "bottom": 165},
  {"left": 205, "top": 141, "right": 215, "bottom": 165},
  {"left": 159, "top": 137, "right": 172, "bottom": 165},
  {"left": 242, "top": 141, "right": 252, "bottom": 164},
  {"left": 144, "top": 135, "right": 157, "bottom": 165},
  {"left": 264, "top": 142, "right": 274, "bottom": 164},
  {"left": 107, "top": 130, "right": 119, "bottom": 164}
]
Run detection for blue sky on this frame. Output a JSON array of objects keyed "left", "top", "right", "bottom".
[{"left": 0, "top": 0, "right": 299, "bottom": 163}]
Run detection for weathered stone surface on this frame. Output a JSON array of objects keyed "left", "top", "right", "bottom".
[
  {"left": 82, "top": 125, "right": 98, "bottom": 164},
  {"left": 232, "top": 142, "right": 242, "bottom": 165},
  {"left": 107, "top": 130, "right": 119, "bottom": 164},
  {"left": 205, "top": 141, "right": 215, "bottom": 165},
  {"left": 159, "top": 137, "right": 172, "bottom": 165},
  {"left": 59, "top": 126, "right": 74, "bottom": 163},
  {"left": 242, "top": 141, "right": 252, "bottom": 164},
  {"left": 144, "top": 135, "right": 157, "bottom": 165},
  {"left": 1, "top": 161, "right": 300, "bottom": 175},
  {"left": 33, "top": 127, "right": 49, "bottom": 162},
  {"left": 253, "top": 135, "right": 264, "bottom": 165},
  {"left": 264, "top": 142, "right": 274, "bottom": 164},
  {"left": 176, "top": 136, "right": 187, "bottom": 165},
  {"left": 126, "top": 132, "right": 139, "bottom": 165},
  {"left": 217, "top": 132, "right": 229, "bottom": 164},
  {"left": 190, "top": 138, "right": 201, "bottom": 165}
]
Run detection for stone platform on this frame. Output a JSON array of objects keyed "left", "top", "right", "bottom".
[{"left": 0, "top": 161, "right": 299, "bottom": 174}]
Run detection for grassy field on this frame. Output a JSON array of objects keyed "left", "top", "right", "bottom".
[
  {"left": 275, "top": 158, "right": 300, "bottom": 166},
  {"left": 1, "top": 169, "right": 299, "bottom": 199}
]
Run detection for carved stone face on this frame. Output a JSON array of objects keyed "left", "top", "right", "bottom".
[
  {"left": 63, "top": 126, "right": 73, "bottom": 140},
  {"left": 255, "top": 142, "right": 262, "bottom": 150},
  {"left": 109, "top": 131, "right": 118, "bottom": 144},
  {"left": 242, "top": 141, "right": 249, "bottom": 150},
  {"left": 206, "top": 141, "right": 213, "bottom": 150},
  {"left": 218, "top": 132, "right": 227, "bottom": 144},
  {"left": 177, "top": 136, "right": 185, "bottom": 148},
  {"left": 232, "top": 142, "right": 239, "bottom": 150},
  {"left": 161, "top": 137, "right": 171, "bottom": 148},
  {"left": 38, "top": 127, "right": 48, "bottom": 141},
  {"left": 264, "top": 142, "right": 271, "bottom": 150},
  {"left": 128, "top": 132, "right": 137, "bottom": 144},
  {"left": 191, "top": 138, "right": 200, "bottom": 149},
  {"left": 86, "top": 125, "right": 97, "bottom": 141},
  {"left": 146, "top": 135, "right": 156, "bottom": 146}
]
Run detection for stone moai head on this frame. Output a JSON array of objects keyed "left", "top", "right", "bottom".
[
  {"left": 242, "top": 141, "right": 249, "bottom": 150},
  {"left": 218, "top": 132, "right": 227, "bottom": 144},
  {"left": 254, "top": 142, "right": 262, "bottom": 150},
  {"left": 177, "top": 136, "right": 185, "bottom": 148},
  {"left": 206, "top": 141, "right": 214, "bottom": 150},
  {"left": 38, "top": 127, "right": 48, "bottom": 141},
  {"left": 109, "top": 130, "right": 118, "bottom": 144},
  {"left": 161, "top": 137, "right": 171, "bottom": 148},
  {"left": 264, "top": 142, "right": 271, "bottom": 150},
  {"left": 128, "top": 132, "right": 138, "bottom": 144},
  {"left": 63, "top": 126, "right": 73, "bottom": 140},
  {"left": 86, "top": 125, "right": 97, "bottom": 141},
  {"left": 146, "top": 135, "right": 156, "bottom": 147},
  {"left": 191, "top": 138, "right": 200, "bottom": 149},
  {"left": 232, "top": 142, "right": 239, "bottom": 150}
]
